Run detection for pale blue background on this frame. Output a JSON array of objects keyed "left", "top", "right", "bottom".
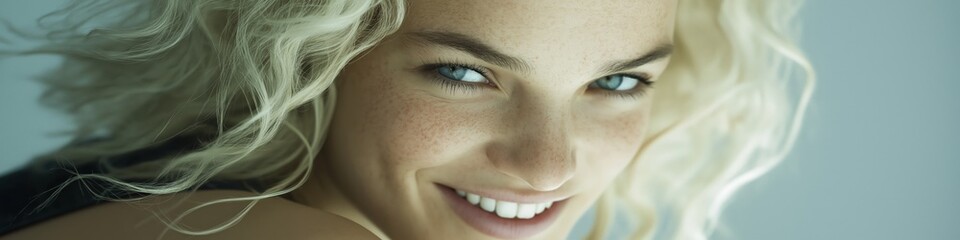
[{"left": 2, "top": 1, "right": 958, "bottom": 239}]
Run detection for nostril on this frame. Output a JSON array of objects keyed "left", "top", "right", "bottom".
[
  {"left": 507, "top": 154, "right": 577, "bottom": 191},
  {"left": 485, "top": 138, "right": 577, "bottom": 192},
  {"left": 521, "top": 165, "right": 575, "bottom": 191}
]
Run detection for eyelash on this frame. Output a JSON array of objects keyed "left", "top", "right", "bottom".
[
  {"left": 590, "top": 74, "right": 654, "bottom": 100},
  {"left": 419, "top": 61, "right": 654, "bottom": 99},
  {"left": 419, "top": 61, "right": 493, "bottom": 95}
]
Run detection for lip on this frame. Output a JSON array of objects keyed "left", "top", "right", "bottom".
[{"left": 436, "top": 184, "right": 567, "bottom": 239}]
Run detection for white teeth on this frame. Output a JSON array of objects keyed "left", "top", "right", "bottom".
[
  {"left": 480, "top": 197, "right": 497, "bottom": 212},
  {"left": 454, "top": 188, "right": 556, "bottom": 219},
  {"left": 466, "top": 193, "right": 481, "bottom": 205},
  {"left": 516, "top": 203, "right": 536, "bottom": 219},
  {"left": 496, "top": 201, "right": 518, "bottom": 218}
]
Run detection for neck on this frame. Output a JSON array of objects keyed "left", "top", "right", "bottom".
[{"left": 289, "top": 160, "right": 389, "bottom": 239}]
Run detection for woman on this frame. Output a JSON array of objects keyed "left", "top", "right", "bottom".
[{"left": 0, "top": 0, "right": 814, "bottom": 239}]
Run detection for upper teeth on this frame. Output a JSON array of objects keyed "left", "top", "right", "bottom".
[{"left": 455, "top": 189, "right": 555, "bottom": 219}]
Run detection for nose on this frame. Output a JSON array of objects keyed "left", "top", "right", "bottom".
[{"left": 489, "top": 96, "right": 577, "bottom": 191}]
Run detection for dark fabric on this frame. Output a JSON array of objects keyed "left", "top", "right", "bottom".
[{"left": 0, "top": 135, "right": 263, "bottom": 236}]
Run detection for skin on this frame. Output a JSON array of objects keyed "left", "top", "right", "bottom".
[
  {"left": 292, "top": 0, "right": 678, "bottom": 239},
  {"left": 1, "top": 190, "right": 378, "bottom": 240}
]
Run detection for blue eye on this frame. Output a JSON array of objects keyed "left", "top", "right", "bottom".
[
  {"left": 590, "top": 75, "right": 641, "bottom": 91},
  {"left": 437, "top": 65, "right": 487, "bottom": 83}
]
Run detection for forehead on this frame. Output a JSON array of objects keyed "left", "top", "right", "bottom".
[{"left": 399, "top": 0, "right": 677, "bottom": 75}]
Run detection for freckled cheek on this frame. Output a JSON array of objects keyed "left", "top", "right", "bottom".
[
  {"left": 358, "top": 80, "right": 489, "bottom": 169},
  {"left": 579, "top": 107, "right": 650, "bottom": 171}
]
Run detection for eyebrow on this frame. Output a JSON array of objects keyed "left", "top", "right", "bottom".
[
  {"left": 598, "top": 44, "right": 674, "bottom": 74},
  {"left": 407, "top": 31, "right": 531, "bottom": 73},
  {"left": 406, "top": 31, "right": 673, "bottom": 75}
]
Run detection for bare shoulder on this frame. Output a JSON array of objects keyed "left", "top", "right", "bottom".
[{"left": 1, "top": 190, "right": 378, "bottom": 240}]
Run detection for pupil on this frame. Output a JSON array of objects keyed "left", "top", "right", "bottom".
[
  {"left": 441, "top": 66, "right": 467, "bottom": 80},
  {"left": 451, "top": 67, "right": 466, "bottom": 79},
  {"left": 602, "top": 76, "right": 622, "bottom": 89}
]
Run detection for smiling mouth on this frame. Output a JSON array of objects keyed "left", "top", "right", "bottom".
[
  {"left": 436, "top": 184, "right": 568, "bottom": 239},
  {"left": 454, "top": 189, "right": 555, "bottom": 219}
]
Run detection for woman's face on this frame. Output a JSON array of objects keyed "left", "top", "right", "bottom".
[{"left": 320, "top": 0, "right": 676, "bottom": 239}]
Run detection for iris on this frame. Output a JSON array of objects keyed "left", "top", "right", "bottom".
[
  {"left": 591, "top": 75, "right": 639, "bottom": 91},
  {"left": 437, "top": 66, "right": 486, "bottom": 83}
]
